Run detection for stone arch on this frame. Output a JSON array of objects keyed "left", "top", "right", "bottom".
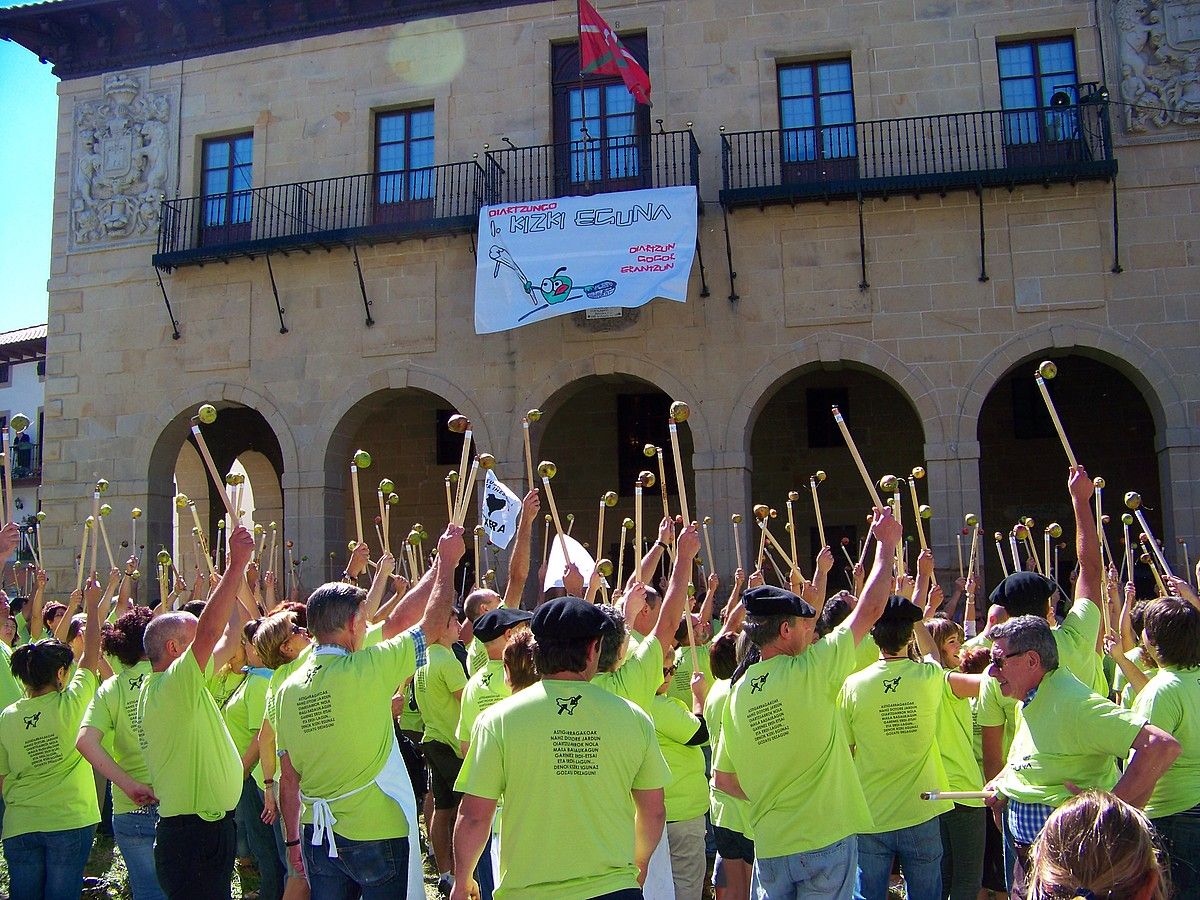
[
  {"left": 725, "top": 333, "right": 943, "bottom": 457},
  {"left": 236, "top": 449, "right": 283, "bottom": 529},
  {"left": 956, "top": 321, "right": 1185, "bottom": 445}
]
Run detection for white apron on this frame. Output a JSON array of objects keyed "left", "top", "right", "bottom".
[
  {"left": 300, "top": 646, "right": 424, "bottom": 900},
  {"left": 642, "top": 827, "right": 676, "bottom": 899}
]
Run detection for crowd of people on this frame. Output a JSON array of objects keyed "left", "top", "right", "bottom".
[{"left": 0, "top": 462, "right": 1196, "bottom": 900}]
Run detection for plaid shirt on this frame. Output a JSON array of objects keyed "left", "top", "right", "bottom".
[
  {"left": 1006, "top": 684, "right": 1053, "bottom": 845},
  {"left": 405, "top": 626, "right": 428, "bottom": 668}
]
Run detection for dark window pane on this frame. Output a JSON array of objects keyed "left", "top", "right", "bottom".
[{"left": 806, "top": 387, "right": 849, "bottom": 448}]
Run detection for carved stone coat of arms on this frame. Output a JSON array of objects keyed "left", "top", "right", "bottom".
[{"left": 70, "top": 69, "right": 175, "bottom": 249}]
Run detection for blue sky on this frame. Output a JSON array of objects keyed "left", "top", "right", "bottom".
[{"left": 0, "top": 4, "right": 59, "bottom": 334}]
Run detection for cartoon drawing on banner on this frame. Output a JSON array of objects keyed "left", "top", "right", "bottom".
[{"left": 489, "top": 245, "right": 617, "bottom": 321}]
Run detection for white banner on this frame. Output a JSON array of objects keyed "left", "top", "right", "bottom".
[
  {"left": 474, "top": 186, "right": 698, "bottom": 334},
  {"left": 543, "top": 531, "right": 596, "bottom": 592},
  {"left": 481, "top": 470, "right": 522, "bottom": 550}
]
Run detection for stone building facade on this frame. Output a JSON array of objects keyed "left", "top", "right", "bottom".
[{"left": 2, "top": 0, "right": 1196, "bottom": 597}]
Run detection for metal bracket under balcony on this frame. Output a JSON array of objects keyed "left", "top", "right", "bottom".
[
  {"left": 484, "top": 130, "right": 701, "bottom": 206},
  {"left": 152, "top": 160, "right": 486, "bottom": 270},
  {"left": 720, "top": 97, "right": 1117, "bottom": 209}
]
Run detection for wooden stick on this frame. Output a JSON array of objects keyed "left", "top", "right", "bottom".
[
  {"left": 668, "top": 422, "right": 691, "bottom": 525},
  {"left": 349, "top": 463, "right": 364, "bottom": 546},
  {"left": 921, "top": 790, "right": 992, "bottom": 801},
  {"left": 1135, "top": 509, "right": 1174, "bottom": 578},
  {"left": 841, "top": 543, "right": 856, "bottom": 569},
  {"left": 233, "top": 480, "right": 245, "bottom": 526},
  {"left": 445, "top": 477, "right": 454, "bottom": 524},
  {"left": 786, "top": 498, "right": 798, "bottom": 569},
  {"left": 76, "top": 521, "right": 87, "bottom": 593},
  {"left": 377, "top": 492, "right": 388, "bottom": 554},
  {"left": 831, "top": 406, "right": 884, "bottom": 508},
  {"left": 1024, "top": 533, "right": 1042, "bottom": 574},
  {"left": 97, "top": 515, "right": 116, "bottom": 571},
  {"left": 1140, "top": 537, "right": 1168, "bottom": 595},
  {"left": 474, "top": 530, "right": 482, "bottom": 590},
  {"left": 757, "top": 520, "right": 796, "bottom": 574},
  {"left": 810, "top": 478, "right": 827, "bottom": 549},
  {"left": 541, "top": 476, "right": 572, "bottom": 573},
  {"left": 966, "top": 526, "right": 981, "bottom": 594},
  {"left": 1044, "top": 531, "right": 1052, "bottom": 585},
  {"left": 908, "top": 479, "right": 927, "bottom": 550},
  {"left": 655, "top": 448, "right": 670, "bottom": 523},
  {"left": 1035, "top": 376, "right": 1079, "bottom": 468},
  {"left": 1009, "top": 532, "right": 1021, "bottom": 573},
  {"left": 596, "top": 498, "right": 607, "bottom": 567},
  {"left": 374, "top": 522, "right": 386, "bottom": 555},
  {"left": 755, "top": 519, "right": 769, "bottom": 571},
  {"left": 455, "top": 459, "right": 480, "bottom": 525},
  {"left": 615, "top": 525, "right": 628, "bottom": 593},
  {"left": 956, "top": 534, "right": 965, "bottom": 580},
  {"left": 1, "top": 430, "right": 11, "bottom": 526},
  {"left": 256, "top": 529, "right": 267, "bottom": 564},
  {"left": 455, "top": 429, "right": 473, "bottom": 515},
  {"left": 702, "top": 521, "right": 716, "bottom": 579},
  {"left": 635, "top": 485, "right": 644, "bottom": 581},
  {"left": 268, "top": 527, "right": 277, "bottom": 581},
  {"left": 89, "top": 491, "right": 101, "bottom": 578},
  {"left": 189, "top": 503, "right": 217, "bottom": 577},
  {"left": 190, "top": 424, "right": 239, "bottom": 519},
  {"left": 995, "top": 536, "right": 1010, "bottom": 578},
  {"left": 732, "top": 520, "right": 744, "bottom": 574},
  {"left": 542, "top": 517, "right": 551, "bottom": 570},
  {"left": 522, "top": 419, "right": 534, "bottom": 492}
]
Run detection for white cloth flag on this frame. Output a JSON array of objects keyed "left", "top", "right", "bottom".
[
  {"left": 481, "top": 470, "right": 522, "bottom": 550},
  {"left": 474, "top": 186, "right": 698, "bottom": 334},
  {"left": 542, "top": 531, "right": 596, "bottom": 593}
]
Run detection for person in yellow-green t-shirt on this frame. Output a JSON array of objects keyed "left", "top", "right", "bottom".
[
  {"left": 704, "top": 632, "right": 753, "bottom": 900},
  {"left": 651, "top": 655, "right": 709, "bottom": 900},
  {"left": 0, "top": 572, "right": 103, "bottom": 900},
  {"left": 840, "top": 596, "right": 984, "bottom": 900},
  {"left": 138, "top": 525, "right": 253, "bottom": 900},
  {"left": 76, "top": 605, "right": 165, "bottom": 900},
  {"left": 275, "top": 526, "right": 464, "bottom": 900},
  {"left": 982, "top": 614, "right": 1181, "bottom": 899},
  {"left": 1131, "top": 596, "right": 1200, "bottom": 897},
  {"left": 713, "top": 508, "right": 902, "bottom": 900},
  {"left": 451, "top": 595, "right": 670, "bottom": 900}
]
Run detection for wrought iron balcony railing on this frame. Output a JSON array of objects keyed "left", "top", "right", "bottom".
[
  {"left": 153, "top": 160, "right": 487, "bottom": 269},
  {"left": 485, "top": 130, "right": 700, "bottom": 206},
  {"left": 3, "top": 440, "right": 40, "bottom": 480},
  {"left": 720, "top": 97, "right": 1116, "bottom": 208}
]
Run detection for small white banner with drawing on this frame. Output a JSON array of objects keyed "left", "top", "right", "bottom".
[
  {"left": 481, "top": 470, "right": 522, "bottom": 550},
  {"left": 474, "top": 186, "right": 698, "bottom": 334}
]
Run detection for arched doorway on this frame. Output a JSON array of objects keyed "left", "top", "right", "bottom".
[
  {"left": 147, "top": 405, "right": 285, "bottom": 590},
  {"left": 749, "top": 366, "right": 926, "bottom": 585},
  {"left": 977, "top": 353, "right": 1164, "bottom": 584},
  {"left": 537, "top": 375, "right": 696, "bottom": 588}
]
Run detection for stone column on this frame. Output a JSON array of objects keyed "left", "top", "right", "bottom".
[
  {"left": 693, "top": 451, "right": 753, "bottom": 584},
  {"left": 1157, "top": 427, "right": 1200, "bottom": 575},
  {"left": 925, "top": 438, "right": 984, "bottom": 602}
]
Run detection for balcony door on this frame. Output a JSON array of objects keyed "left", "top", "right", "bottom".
[
  {"left": 552, "top": 38, "right": 651, "bottom": 197},
  {"left": 374, "top": 107, "right": 436, "bottom": 226},
  {"left": 200, "top": 133, "right": 253, "bottom": 246},
  {"left": 998, "top": 37, "right": 1083, "bottom": 168},
  {"left": 778, "top": 59, "right": 858, "bottom": 186}
]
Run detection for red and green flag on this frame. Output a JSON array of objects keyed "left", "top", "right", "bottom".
[{"left": 578, "top": 0, "right": 651, "bottom": 105}]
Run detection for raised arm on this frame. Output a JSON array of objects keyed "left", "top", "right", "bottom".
[
  {"left": 846, "top": 508, "right": 902, "bottom": 644},
  {"left": 650, "top": 524, "right": 701, "bottom": 656},
  {"left": 1112, "top": 724, "right": 1181, "bottom": 808},
  {"left": 193, "top": 525, "right": 254, "bottom": 671},
  {"left": 362, "top": 552, "right": 396, "bottom": 619},
  {"left": 503, "top": 490, "right": 540, "bottom": 608},
  {"left": 811, "top": 546, "right": 833, "bottom": 604},
  {"left": 78, "top": 576, "right": 104, "bottom": 674},
  {"left": 629, "top": 517, "right": 674, "bottom": 589},
  {"left": 414, "top": 524, "right": 467, "bottom": 644},
  {"left": 28, "top": 568, "right": 46, "bottom": 639},
  {"left": 1069, "top": 466, "right": 1102, "bottom": 608}
]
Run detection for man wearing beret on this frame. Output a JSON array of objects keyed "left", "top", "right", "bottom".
[
  {"left": 713, "top": 507, "right": 901, "bottom": 900},
  {"left": 838, "top": 596, "right": 986, "bottom": 899},
  {"left": 450, "top": 594, "right": 670, "bottom": 900}
]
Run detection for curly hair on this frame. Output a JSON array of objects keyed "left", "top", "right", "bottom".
[{"left": 101, "top": 606, "right": 153, "bottom": 669}]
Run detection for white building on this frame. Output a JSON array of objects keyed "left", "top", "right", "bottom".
[{"left": 0, "top": 324, "right": 46, "bottom": 567}]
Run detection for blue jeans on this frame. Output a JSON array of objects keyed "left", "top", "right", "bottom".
[
  {"left": 855, "top": 819, "right": 943, "bottom": 900},
  {"left": 235, "top": 780, "right": 285, "bottom": 900},
  {"left": 3, "top": 823, "right": 96, "bottom": 900},
  {"left": 1153, "top": 811, "right": 1200, "bottom": 899},
  {"left": 301, "top": 827, "right": 410, "bottom": 900},
  {"left": 754, "top": 835, "right": 858, "bottom": 900},
  {"left": 113, "top": 809, "right": 166, "bottom": 900}
]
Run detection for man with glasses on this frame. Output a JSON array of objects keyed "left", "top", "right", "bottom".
[{"left": 983, "top": 614, "right": 1181, "bottom": 899}]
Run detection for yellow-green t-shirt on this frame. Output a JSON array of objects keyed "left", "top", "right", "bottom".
[
  {"left": 81, "top": 660, "right": 154, "bottom": 815},
  {"left": 223, "top": 668, "right": 271, "bottom": 786},
  {"left": 414, "top": 643, "right": 467, "bottom": 754},
  {"left": 998, "top": 666, "right": 1145, "bottom": 808},
  {"left": 455, "top": 679, "right": 670, "bottom": 900},
  {"left": 1132, "top": 666, "right": 1200, "bottom": 818},
  {"left": 976, "top": 671, "right": 1020, "bottom": 760},
  {"left": 704, "top": 677, "right": 750, "bottom": 836},
  {"left": 139, "top": 650, "right": 243, "bottom": 820},
  {"left": 666, "top": 641, "right": 713, "bottom": 706},
  {"left": 935, "top": 677, "right": 986, "bottom": 807},
  {"left": 398, "top": 680, "right": 424, "bottom": 734},
  {"left": 0, "top": 666, "right": 99, "bottom": 838},
  {"left": 651, "top": 693, "right": 709, "bottom": 822},
  {"left": 839, "top": 657, "right": 952, "bottom": 831},
  {"left": 456, "top": 658, "right": 510, "bottom": 746},
  {"left": 206, "top": 667, "right": 245, "bottom": 710},
  {"left": 274, "top": 634, "right": 419, "bottom": 841},
  {"left": 0, "top": 642, "right": 24, "bottom": 710},
  {"left": 1053, "top": 597, "right": 1106, "bottom": 697},
  {"left": 593, "top": 634, "right": 664, "bottom": 714},
  {"left": 1116, "top": 646, "right": 1154, "bottom": 708},
  {"left": 467, "top": 637, "right": 489, "bottom": 677},
  {"left": 715, "top": 625, "right": 873, "bottom": 857}
]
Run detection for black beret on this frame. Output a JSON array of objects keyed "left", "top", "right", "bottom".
[
  {"left": 879, "top": 595, "right": 924, "bottom": 624},
  {"left": 531, "top": 597, "right": 613, "bottom": 641},
  {"left": 742, "top": 585, "right": 816, "bottom": 618},
  {"left": 473, "top": 607, "right": 533, "bottom": 643},
  {"left": 988, "top": 572, "right": 1057, "bottom": 616}
]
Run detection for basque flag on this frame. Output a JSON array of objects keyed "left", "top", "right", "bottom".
[{"left": 578, "top": 0, "right": 652, "bottom": 105}]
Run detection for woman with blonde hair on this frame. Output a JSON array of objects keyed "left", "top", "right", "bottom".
[{"left": 1028, "top": 790, "right": 1167, "bottom": 900}]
